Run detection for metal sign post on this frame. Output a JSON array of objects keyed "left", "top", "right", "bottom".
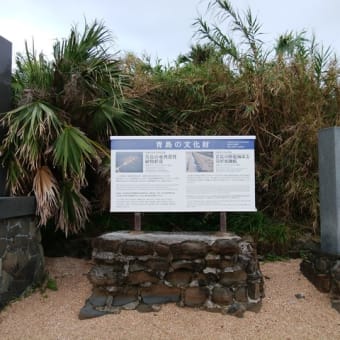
[
  {"left": 134, "top": 212, "right": 142, "bottom": 232},
  {"left": 220, "top": 212, "right": 227, "bottom": 233}
]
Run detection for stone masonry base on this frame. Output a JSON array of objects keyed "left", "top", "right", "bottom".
[
  {"left": 80, "top": 231, "right": 264, "bottom": 319},
  {"left": 300, "top": 250, "right": 340, "bottom": 313},
  {"left": 0, "top": 216, "right": 45, "bottom": 309}
]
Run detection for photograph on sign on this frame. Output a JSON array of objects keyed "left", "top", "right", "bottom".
[
  {"left": 116, "top": 152, "right": 143, "bottom": 173},
  {"left": 110, "top": 136, "right": 256, "bottom": 212},
  {"left": 186, "top": 152, "right": 214, "bottom": 172}
]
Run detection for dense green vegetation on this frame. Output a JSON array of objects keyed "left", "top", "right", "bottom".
[
  {"left": 0, "top": 21, "right": 147, "bottom": 235},
  {"left": 1, "top": 1, "right": 340, "bottom": 252},
  {"left": 124, "top": 0, "right": 340, "bottom": 235}
]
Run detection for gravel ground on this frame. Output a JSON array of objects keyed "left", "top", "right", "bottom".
[{"left": 0, "top": 257, "right": 340, "bottom": 340}]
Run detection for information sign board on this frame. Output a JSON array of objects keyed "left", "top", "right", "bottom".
[{"left": 110, "top": 136, "right": 256, "bottom": 212}]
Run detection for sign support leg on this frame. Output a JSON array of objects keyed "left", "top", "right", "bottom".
[
  {"left": 220, "top": 212, "right": 227, "bottom": 233},
  {"left": 134, "top": 212, "right": 142, "bottom": 232}
]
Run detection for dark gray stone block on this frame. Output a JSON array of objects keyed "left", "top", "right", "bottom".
[
  {"left": 0, "top": 291, "right": 16, "bottom": 309},
  {"left": 247, "top": 281, "right": 262, "bottom": 300},
  {"left": 141, "top": 284, "right": 181, "bottom": 304},
  {"left": 9, "top": 279, "right": 30, "bottom": 295},
  {"left": 211, "top": 287, "right": 233, "bottom": 305},
  {"left": 183, "top": 287, "right": 209, "bottom": 307},
  {"left": 127, "top": 271, "right": 158, "bottom": 285},
  {"left": 332, "top": 299, "right": 340, "bottom": 313},
  {"left": 165, "top": 270, "right": 192, "bottom": 287},
  {"left": 0, "top": 239, "right": 7, "bottom": 257},
  {"left": 154, "top": 243, "right": 170, "bottom": 257},
  {"left": 2, "top": 251, "right": 18, "bottom": 272},
  {"left": 220, "top": 269, "right": 247, "bottom": 286},
  {"left": 0, "top": 36, "right": 12, "bottom": 114},
  {"left": 211, "top": 239, "right": 240, "bottom": 255},
  {"left": 234, "top": 286, "right": 248, "bottom": 302},
  {"left": 88, "top": 292, "right": 107, "bottom": 307},
  {"left": 79, "top": 301, "right": 108, "bottom": 320},
  {"left": 92, "top": 238, "right": 121, "bottom": 252},
  {"left": 144, "top": 258, "right": 169, "bottom": 272},
  {"left": 318, "top": 127, "right": 340, "bottom": 255},
  {"left": 0, "top": 197, "right": 36, "bottom": 219},
  {"left": 88, "top": 265, "right": 124, "bottom": 286},
  {"left": 171, "top": 241, "right": 209, "bottom": 260},
  {"left": 172, "top": 259, "right": 205, "bottom": 272},
  {"left": 7, "top": 223, "right": 23, "bottom": 239},
  {"left": 112, "top": 287, "right": 138, "bottom": 306},
  {"left": 226, "top": 302, "right": 246, "bottom": 317},
  {"left": 121, "top": 240, "right": 153, "bottom": 256},
  {"left": 0, "top": 36, "right": 12, "bottom": 196},
  {"left": 129, "top": 260, "right": 147, "bottom": 272},
  {"left": 14, "top": 257, "right": 39, "bottom": 282},
  {"left": 0, "top": 271, "right": 13, "bottom": 294},
  {"left": 13, "top": 236, "right": 29, "bottom": 250},
  {"left": 136, "top": 303, "right": 161, "bottom": 313},
  {"left": 0, "top": 215, "right": 44, "bottom": 310}
]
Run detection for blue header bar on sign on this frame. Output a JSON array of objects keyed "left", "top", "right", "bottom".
[{"left": 111, "top": 138, "right": 255, "bottom": 150}]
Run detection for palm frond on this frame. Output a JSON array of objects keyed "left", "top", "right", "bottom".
[
  {"left": 57, "top": 181, "right": 90, "bottom": 236},
  {"left": 1, "top": 149, "right": 27, "bottom": 194},
  {"left": 13, "top": 42, "right": 54, "bottom": 104},
  {"left": 33, "top": 166, "right": 60, "bottom": 226},
  {"left": 53, "top": 126, "right": 98, "bottom": 180},
  {"left": 1, "top": 101, "right": 63, "bottom": 170}
]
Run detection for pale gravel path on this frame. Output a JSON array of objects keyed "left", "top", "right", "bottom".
[{"left": 0, "top": 257, "right": 340, "bottom": 340}]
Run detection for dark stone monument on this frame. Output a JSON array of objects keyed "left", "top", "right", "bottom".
[
  {"left": 0, "top": 35, "right": 35, "bottom": 216},
  {"left": 300, "top": 127, "right": 340, "bottom": 314},
  {"left": 0, "top": 36, "right": 44, "bottom": 310},
  {"left": 318, "top": 127, "right": 340, "bottom": 255},
  {"left": 0, "top": 36, "right": 12, "bottom": 196}
]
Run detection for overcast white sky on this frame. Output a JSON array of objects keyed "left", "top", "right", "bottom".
[{"left": 0, "top": 0, "right": 339, "bottom": 65}]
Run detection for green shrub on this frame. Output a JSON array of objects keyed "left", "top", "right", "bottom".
[{"left": 228, "top": 212, "right": 293, "bottom": 255}]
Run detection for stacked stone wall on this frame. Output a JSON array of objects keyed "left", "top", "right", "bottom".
[
  {"left": 0, "top": 216, "right": 45, "bottom": 308},
  {"left": 301, "top": 251, "right": 340, "bottom": 312},
  {"left": 80, "top": 231, "right": 264, "bottom": 319}
]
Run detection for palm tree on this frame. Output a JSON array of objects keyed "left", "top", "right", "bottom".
[
  {"left": 0, "top": 21, "right": 146, "bottom": 235},
  {"left": 177, "top": 43, "right": 222, "bottom": 65}
]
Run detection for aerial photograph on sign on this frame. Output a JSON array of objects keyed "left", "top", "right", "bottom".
[
  {"left": 186, "top": 151, "right": 214, "bottom": 172},
  {"left": 115, "top": 152, "right": 143, "bottom": 173}
]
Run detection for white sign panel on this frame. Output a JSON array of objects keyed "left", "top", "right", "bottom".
[{"left": 110, "top": 136, "right": 256, "bottom": 212}]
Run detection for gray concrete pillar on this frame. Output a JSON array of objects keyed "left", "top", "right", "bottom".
[
  {"left": 318, "top": 127, "right": 340, "bottom": 255},
  {"left": 0, "top": 36, "right": 12, "bottom": 196}
]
